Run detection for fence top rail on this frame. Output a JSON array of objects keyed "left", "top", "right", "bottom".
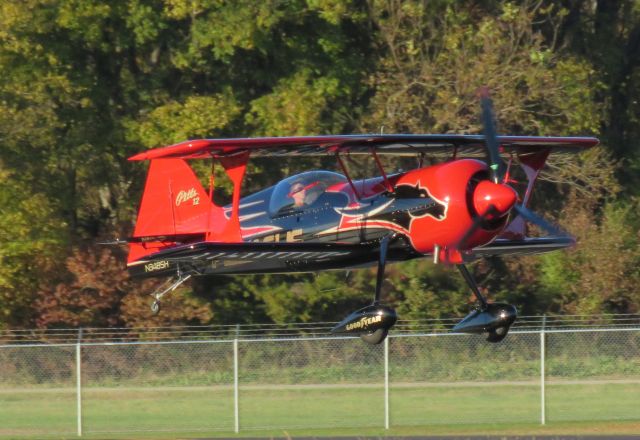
[
  {"left": 2, "top": 314, "right": 639, "bottom": 344},
  {"left": 1, "top": 326, "right": 639, "bottom": 348},
  {"left": 3, "top": 313, "right": 639, "bottom": 332}
]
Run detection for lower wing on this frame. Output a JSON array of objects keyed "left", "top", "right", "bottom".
[
  {"left": 128, "top": 236, "right": 574, "bottom": 278},
  {"left": 127, "top": 241, "right": 378, "bottom": 278},
  {"left": 469, "top": 236, "right": 575, "bottom": 258}
]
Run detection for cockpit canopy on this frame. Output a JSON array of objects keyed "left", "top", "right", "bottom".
[{"left": 269, "top": 171, "right": 347, "bottom": 217}]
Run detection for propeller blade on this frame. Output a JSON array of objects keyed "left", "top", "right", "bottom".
[
  {"left": 456, "top": 205, "right": 499, "bottom": 250},
  {"left": 512, "top": 204, "right": 563, "bottom": 236},
  {"left": 479, "top": 87, "right": 504, "bottom": 183}
]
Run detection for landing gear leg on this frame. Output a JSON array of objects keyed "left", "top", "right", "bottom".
[
  {"left": 457, "top": 264, "right": 488, "bottom": 309},
  {"left": 454, "top": 264, "right": 516, "bottom": 343},
  {"left": 373, "top": 234, "right": 390, "bottom": 305},
  {"left": 149, "top": 272, "right": 192, "bottom": 315},
  {"left": 331, "top": 235, "right": 398, "bottom": 344},
  {"left": 360, "top": 235, "right": 394, "bottom": 345}
]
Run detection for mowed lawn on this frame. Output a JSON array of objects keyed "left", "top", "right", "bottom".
[{"left": 0, "top": 382, "right": 639, "bottom": 437}]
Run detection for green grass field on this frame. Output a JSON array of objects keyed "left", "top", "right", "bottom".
[{"left": 1, "top": 382, "right": 639, "bottom": 438}]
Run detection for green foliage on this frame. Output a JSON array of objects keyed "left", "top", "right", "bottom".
[
  {"left": 0, "top": 0, "right": 639, "bottom": 329},
  {"left": 538, "top": 197, "right": 640, "bottom": 314},
  {"left": 247, "top": 69, "right": 343, "bottom": 136},
  {"left": 127, "top": 93, "right": 242, "bottom": 148},
  {"left": 0, "top": 169, "right": 67, "bottom": 328},
  {"left": 387, "top": 261, "right": 470, "bottom": 323},
  {"left": 362, "top": 1, "right": 603, "bottom": 137},
  {"left": 559, "top": 1, "right": 640, "bottom": 188},
  {"left": 255, "top": 271, "right": 368, "bottom": 323},
  {"left": 165, "top": 0, "right": 287, "bottom": 64}
]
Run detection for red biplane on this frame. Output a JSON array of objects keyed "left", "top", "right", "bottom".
[{"left": 124, "top": 95, "right": 598, "bottom": 344}]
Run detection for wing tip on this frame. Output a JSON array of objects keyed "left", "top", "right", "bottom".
[
  {"left": 128, "top": 139, "right": 213, "bottom": 161},
  {"left": 128, "top": 152, "right": 148, "bottom": 161}
]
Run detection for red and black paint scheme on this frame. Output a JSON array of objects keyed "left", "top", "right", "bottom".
[{"left": 123, "top": 96, "right": 598, "bottom": 344}]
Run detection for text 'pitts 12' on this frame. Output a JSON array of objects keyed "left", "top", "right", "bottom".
[{"left": 119, "top": 91, "right": 598, "bottom": 345}]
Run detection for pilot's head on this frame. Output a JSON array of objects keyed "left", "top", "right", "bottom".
[{"left": 289, "top": 182, "right": 306, "bottom": 207}]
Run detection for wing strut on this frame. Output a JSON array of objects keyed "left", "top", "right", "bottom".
[
  {"left": 335, "top": 153, "right": 361, "bottom": 200},
  {"left": 206, "top": 151, "right": 250, "bottom": 242},
  {"left": 371, "top": 149, "right": 393, "bottom": 193}
]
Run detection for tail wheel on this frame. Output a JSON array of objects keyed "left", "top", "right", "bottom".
[{"left": 360, "top": 328, "right": 388, "bottom": 345}]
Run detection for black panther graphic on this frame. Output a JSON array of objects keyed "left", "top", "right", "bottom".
[{"left": 363, "top": 183, "right": 448, "bottom": 231}]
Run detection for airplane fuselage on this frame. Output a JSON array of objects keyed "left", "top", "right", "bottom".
[{"left": 128, "top": 158, "right": 517, "bottom": 278}]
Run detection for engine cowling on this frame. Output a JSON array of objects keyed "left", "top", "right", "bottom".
[{"left": 394, "top": 159, "right": 517, "bottom": 257}]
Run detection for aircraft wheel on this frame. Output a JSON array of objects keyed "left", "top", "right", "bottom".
[
  {"left": 486, "top": 325, "right": 509, "bottom": 343},
  {"left": 360, "top": 328, "right": 388, "bottom": 345},
  {"left": 151, "top": 301, "right": 161, "bottom": 316}
]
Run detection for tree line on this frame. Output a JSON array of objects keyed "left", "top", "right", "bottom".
[{"left": 1, "top": 0, "right": 639, "bottom": 330}]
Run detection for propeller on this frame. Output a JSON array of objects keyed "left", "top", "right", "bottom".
[
  {"left": 455, "top": 88, "right": 565, "bottom": 251},
  {"left": 454, "top": 89, "right": 515, "bottom": 250}
]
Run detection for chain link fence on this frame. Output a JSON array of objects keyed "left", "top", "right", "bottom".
[{"left": 1, "top": 324, "right": 639, "bottom": 437}]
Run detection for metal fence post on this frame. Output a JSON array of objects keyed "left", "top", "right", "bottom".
[
  {"left": 540, "top": 315, "right": 546, "bottom": 425},
  {"left": 76, "top": 328, "right": 83, "bottom": 437},
  {"left": 233, "top": 338, "right": 239, "bottom": 433},
  {"left": 384, "top": 336, "right": 390, "bottom": 429}
]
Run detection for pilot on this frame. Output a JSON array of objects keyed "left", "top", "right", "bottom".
[{"left": 289, "top": 182, "right": 307, "bottom": 207}]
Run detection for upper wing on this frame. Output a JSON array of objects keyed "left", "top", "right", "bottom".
[{"left": 129, "top": 135, "right": 599, "bottom": 161}]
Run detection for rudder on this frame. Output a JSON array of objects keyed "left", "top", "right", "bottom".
[{"left": 128, "top": 158, "right": 217, "bottom": 262}]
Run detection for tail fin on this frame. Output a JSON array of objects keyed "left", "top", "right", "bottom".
[
  {"left": 134, "top": 158, "right": 211, "bottom": 236},
  {"left": 128, "top": 158, "right": 218, "bottom": 262}
]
